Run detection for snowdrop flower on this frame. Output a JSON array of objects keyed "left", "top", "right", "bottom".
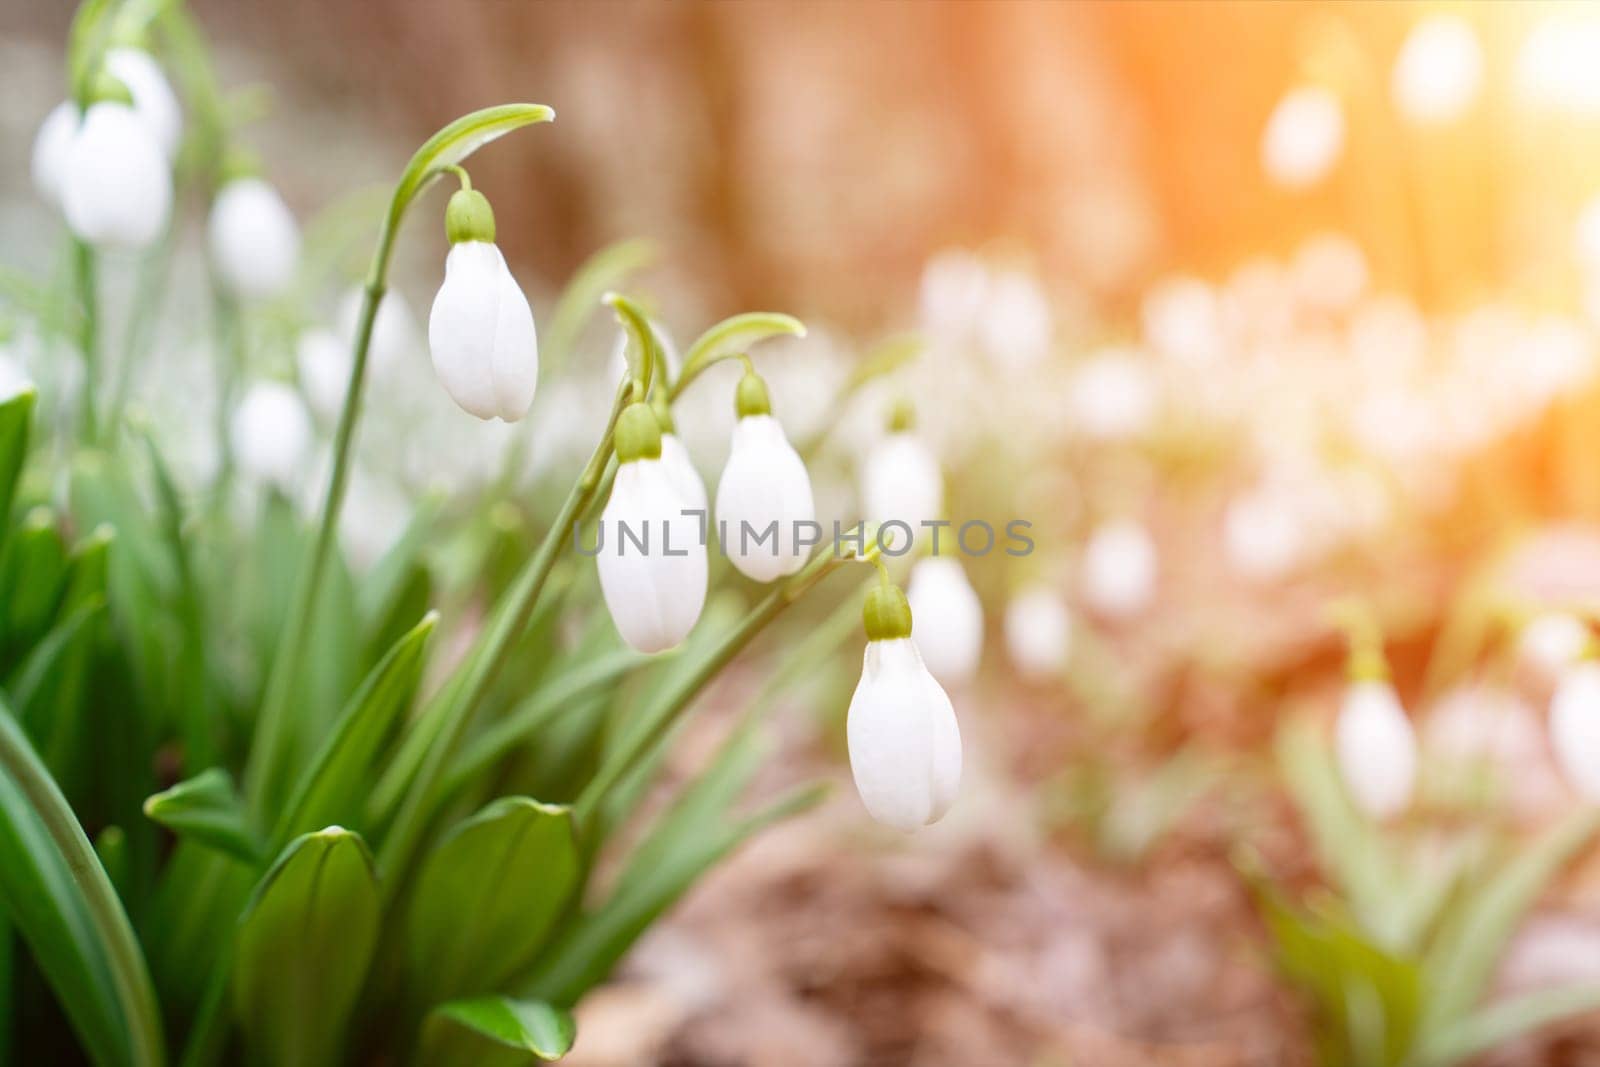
[
  {"left": 1550, "top": 660, "right": 1600, "bottom": 800},
  {"left": 1067, "top": 350, "right": 1157, "bottom": 442},
  {"left": 106, "top": 47, "right": 181, "bottom": 159},
  {"left": 208, "top": 176, "right": 300, "bottom": 301},
  {"left": 859, "top": 405, "right": 942, "bottom": 537},
  {"left": 1142, "top": 276, "right": 1221, "bottom": 366},
  {"left": 1004, "top": 585, "right": 1070, "bottom": 679},
  {"left": 652, "top": 393, "right": 706, "bottom": 514},
  {"left": 1335, "top": 670, "right": 1417, "bottom": 820},
  {"left": 1081, "top": 518, "right": 1157, "bottom": 619},
  {"left": 427, "top": 180, "right": 538, "bottom": 421},
  {"left": 847, "top": 578, "right": 961, "bottom": 831},
  {"left": 596, "top": 402, "right": 707, "bottom": 653},
  {"left": 230, "top": 381, "right": 312, "bottom": 492},
  {"left": 296, "top": 329, "right": 350, "bottom": 422},
  {"left": 1392, "top": 16, "right": 1483, "bottom": 125},
  {"left": 1520, "top": 614, "right": 1591, "bottom": 680},
  {"left": 715, "top": 369, "right": 816, "bottom": 582},
  {"left": 31, "top": 101, "right": 78, "bottom": 208},
  {"left": 339, "top": 287, "right": 416, "bottom": 374},
  {"left": 1223, "top": 487, "right": 1305, "bottom": 583},
  {"left": 61, "top": 78, "right": 172, "bottom": 249},
  {"left": 1261, "top": 86, "right": 1344, "bottom": 189},
  {"left": 919, "top": 250, "right": 990, "bottom": 348},
  {"left": 980, "top": 270, "right": 1052, "bottom": 371},
  {"left": 907, "top": 556, "right": 983, "bottom": 685}
]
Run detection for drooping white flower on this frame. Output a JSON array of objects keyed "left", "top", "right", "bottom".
[
  {"left": 847, "top": 582, "right": 961, "bottom": 831},
  {"left": 339, "top": 287, "right": 416, "bottom": 373},
  {"left": 1261, "top": 86, "right": 1344, "bottom": 189},
  {"left": 31, "top": 101, "right": 78, "bottom": 208},
  {"left": 658, "top": 431, "right": 707, "bottom": 515},
  {"left": 860, "top": 428, "right": 942, "bottom": 536},
  {"left": 1335, "top": 678, "right": 1417, "bottom": 819},
  {"left": 296, "top": 329, "right": 351, "bottom": 422},
  {"left": 208, "top": 177, "right": 300, "bottom": 301},
  {"left": 1520, "top": 614, "right": 1590, "bottom": 679},
  {"left": 1067, "top": 350, "right": 1157, "bottom": 442},
  {"left": 714, "top": 370, "right": 815, "bottom": 582},
  {"left": 106, "top": 47, "right": 182, "bottom": 159},
  {"left": 1392, "top": 15, "right": 1483, "bottom": 125},
  {"left": 596, "top": 403, "right": 707, "bottom": 653},
  {"left": 427, "top": 187, "right": 538, "bottom": 421},
  {"left": 230, "top": 381, "right": 312, "bottom": 491},
  {"left": 61, "top": 99, "right": 172, "bottom": 249},
  {"left": 1081, "top": 518, "right": 1157, "bottom": 619},
  {"left": 1004, "top": 586, "right": 1070, "bottom": 679},
  {"left": 1550, "top": 661, "right": 1600, "bottom": 801},
  {"left": 906, "top": 557, "right": 983, "bottom": 685}
]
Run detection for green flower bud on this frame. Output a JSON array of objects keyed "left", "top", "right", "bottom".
[
  {"left": 445, "top": 186, "right": 496, "bottom": 245},
  {"left": 863, "top": 581, "right": 913, "bottom": 642},
  {"left": 614, "top": 401, "right": 662, "bottom": 463},
  {"left": 734, "top": 368, "right": 771, "bottom": 418}
]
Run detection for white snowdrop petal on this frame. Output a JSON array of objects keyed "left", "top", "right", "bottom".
[
  {"left": 230, "top": 381, "right": 312, "bottom": 491},
  {"left": 106, "top": 47, "right": 182, "bottom": 158},
  {"left": 1005, "top": 587, "right": 1070, "bottom": 679},
  {"left": 427, "top": 242, "right": 537, "bottom": 422},
  {"left": 597, "top": 459, "right": 708, "bottom": 653},
  {"left": 1335, "top": 680, "right": 1418, "bottom": 819},
  {"left": 847, "top": 638, "right": 962, "bottom": 831},
  {"left": 61, "top": 102, "right": 172, "bottom": 249},
  {"left": 659, "top": 433, "right": 708, "bottom": 515},
  {"left": 907, "top": 557, "right": 983, "bottom": 685},
  {"left": 1261, "top": 86, "right": 1344, "bottom": 189},
  {"left": 209, "top": 178, "right": 300, "bottom": 301},
  {"left": 1551, "top": 663, "right": 1600, "bottom": 801},
  {"left": 860, "top": 433, "right": 943, "bottom": 533},
  {"left": 31, "top": 101, "right": 78, "bottom": 208},
  {"left": 715, "top": 415, "right": 815, "bottom": 582}
]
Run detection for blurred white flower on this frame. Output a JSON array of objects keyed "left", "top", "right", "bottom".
[
  {"left": 1066, "top": 350, "right": 1157, "bottom": 442},
  {"left": 30, "top": 101, "right": 78, "bottom": 209},
  {"left": 0, "top": 352, "right": 33, "bottom": 401},
  {"left": 919, "top": 250, "right": 991, "bottom": 348},
  {"left": 428, "top": 240, "right": 538, "bottom": 421},
  {"left": 1004, "top": 586, "right": 1070, "bottom": 679},
  {"left": 1516, "top": 14, "right": 1600, "bottom": 116},
  {"left": 1392, "top": 16, "right": 1483, "bottom": 125},
  {"left": 230, "top": 381, "right": 312, "bottom": 491},
  {"left": 1551, "top": 661, "right": 1600, "bottom": 800},
  {"left": 859, "top": 431, "right": 942, "bottom": 535},
  {"left": 209, "top": 177, "right": 300, "bottom": 301},
  {"left": 906, "top": 556, "right": 983, "bottom": 685},
  {"left": 61, "top": 101, "right": 172, "bottom": 249},
  {"left": 1336, "top": 679, "right": 1417, "bottom": 819},
  {"left": 339, "top": 287, "right": 417, "bottom": 373},
  {"left": 715, "top": 390, "right": 815, "bottom": 582},
  {"left": 848, "top": 635, "right": 962, "bottom": 832},
  {"left": 106, "top": 47, "right": 182, "bottom": 159},
  {"left": 1081, "top": 518, "right": 1157, "bottom": 619},
  {"left": 1292, "top": 233, "right": 1368, "bottom": 313},
  {"left": 296, "top": 329, "right": 351, "bottom": 422},
  {"left": 1520, "top": 614, "right": 1591, "bottom": 679},
  {"left": 1142, "top": 277, "right": 1221, "bottom": 365},
  {"left": 1349, "top": 294, "right": 1428, "bottom": 380},
  {"left": 1261, "top": 86, "right": 1344, "bottom": 189},
  {"left": 1223, "top": 487, "right": 1305, "bottom": 583},
  {"left": 980, "top": 270, "right": 1052, "bottom": 371}
]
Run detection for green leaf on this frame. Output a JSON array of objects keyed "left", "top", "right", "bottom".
[
  {"left": 1421, "top": 808, "right": 1600, "bottom": 1034},
  {"left": 233, "top": 828, "right": 380, "bottom": 1067},
  {"left": 544, "top": 239, "right": 657, "bottom": 375},
  {"left": 143, "top": 769, "right": 261, "bottom": 865},
  {"left": 604, "top": 292, "right": 660, "bottom": 391},
  {"left": 406, "top": 798, "right": 579, "bottom": 1003},
  {"left": 1412, "top": 984, "right": 1600, "bottom": 1066},
  {"left": 0, "top": 704, "right": 164, "bottom": 1067},
  {"left": 674, "top": 312, "right": 807, "bottom": 395},
  {"left": 0, "top": 507, "right": 67, "bottom": 649},
  {"left": 0, "top": 387, "right": 34, "bottom": 534},
  {"left": 275, "top": 611, "right": 436, "bottom": 848},
  {"left": 390, "top": 105, "right": 556, "bottom": 229},
  {"left": 420, "top": 995, "right": 577, "bottom": 1066}
]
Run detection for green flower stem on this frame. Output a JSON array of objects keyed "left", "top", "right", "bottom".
[
  {"left": 206, "top": 285, "right": 242, "bottom": 505},
  {"left": 103, "top": 224, "right": 178, "bottom": 443},
  {"left": 375, "top": 382, "right": 631, "bottom": 894},
  {"left": 573, "top": 543, "right": 874, "bottom": 828},
  {"left": 72, "top": 239, "right": 98, "bottom": 444},
  {"left": 243, "top": 215, "right": 400, "bottom": 813},
  {"left": 0, "top": 710, "right": 164, "bottom": 1067}
]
